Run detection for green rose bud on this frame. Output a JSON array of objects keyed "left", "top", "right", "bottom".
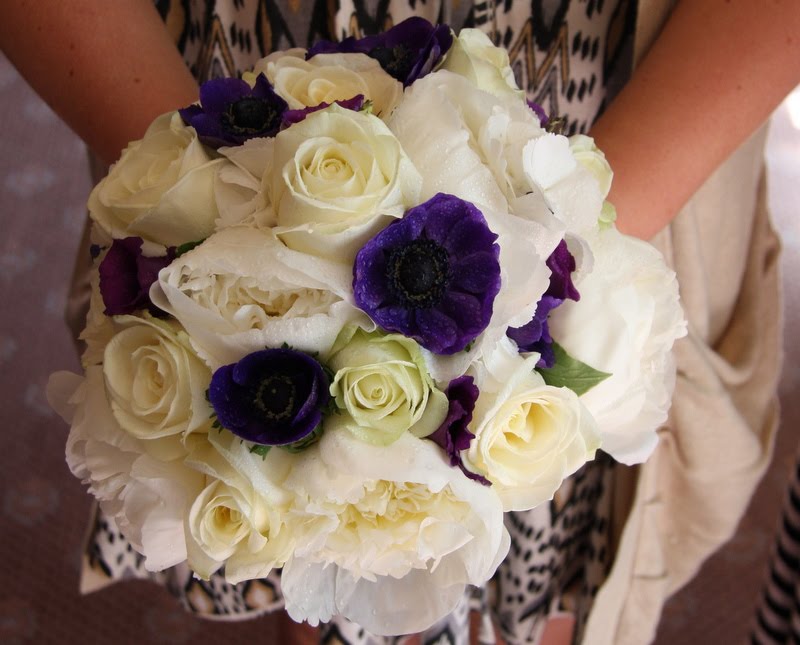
[{"left": 327, "top": 327, "right": 448, "bottom": 445}]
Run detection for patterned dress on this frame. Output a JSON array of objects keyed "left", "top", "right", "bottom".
[{"left": 84, "top": 2, "right": 637, "bottom": 643}]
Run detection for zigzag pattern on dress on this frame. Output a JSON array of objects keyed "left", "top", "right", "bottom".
[{"left": 752, "top": 456, "right": 800, "bottom": 644}]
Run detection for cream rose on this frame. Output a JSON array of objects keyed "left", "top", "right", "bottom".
[
  {"left": 88, "top": 112, "right": 225, "bottom": 253},
  {"left": 463, "top": 339, "right": 601, "bottom": 511},
  {"left": 327, "top": 327, "right": 448, "bottom": 445},
  {"left": 151, "top": 227, "right": 370, "bottom": 369},
  {"left": 47, "top": 367, "right": 205, "bottom": 571},
  {"left": 280, "top": 431, "right": 509, "bottom": 635},
  {"left": 252, "top": 51, "right": 402, "bottom": 118},
  {"left": 441, "top": 29, "right": 524, "bottom": 100},
  {"left": 270, "top": 104, "right": 421, "bottom": 260},
  {"left": 102, "top": 315, "right": 212, "bottom": 456},
  {"left": 184, "top": 427, "right": 297, "bottom": 583}
]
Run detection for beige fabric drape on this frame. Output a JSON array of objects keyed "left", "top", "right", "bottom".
[{"left": 584, "top": 1, "right": 783, "bottom": 642}]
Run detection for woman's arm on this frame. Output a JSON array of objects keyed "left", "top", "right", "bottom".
[
  {"left": 591, "top": 0, "right": 800, "bottom": 240},
  {"left": 0, "top": 0, "right": 199, "bottom": 165}
]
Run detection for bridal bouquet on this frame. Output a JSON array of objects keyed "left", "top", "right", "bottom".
[{"left": 48, "top": 18, "right": 686, "bottom": 635}]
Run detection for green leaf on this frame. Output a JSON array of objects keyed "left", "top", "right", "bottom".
[
  {"left": 538, "top": 342, "right": 611, "bottom": 396},
  {"left": 280, "top": 424, "right": 324, "bottom": 454},
  {"left": 175, "top": 239, "right": 205, "bottom": 256},
  {"left": 249, "top": 444, "right": 271, "bottom": 459}
]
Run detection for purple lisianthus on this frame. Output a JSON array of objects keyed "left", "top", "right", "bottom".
[
  {"left": 179, "top": 74, "right": 288, "bottom": 148},
  {"left": 307, "top": 17, "right": 453, "bottom": 86},
  {"left": 527, "top": 100, "right": 549, "bottom": 127},
  {"left": 507, "top": 240, "right": 579, "bottom": 367},
  {"left": 281, "top": 95, "right": 365, "bottom": 128},
  {"left": 98, "top": 237, "right": 175, "bottom": 316},
  {"left": 353, "top": 193, "right": 501, "bottom": 355},
  {"left": 427, "top": 376, "right": 490, "bottom": 486},
  {"left": 208, "top": 348, "right": 330, "bottom": 446}
]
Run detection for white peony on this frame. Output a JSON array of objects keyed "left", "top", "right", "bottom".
[
  {"left": 280, "top": 431, "right": 509, "bottom": 635},
  {"left": 463, "top": 338, "right": 600, "bottom": 511},
  {"left": 548, "top": 227, "right": 687, "bottom": 464},
  {"left": 47, "top": 367, "right": 205, "bottom": 571},
  {"left": 388, "top": 70, "right": 509, "bottom": 214},
  {"left": 151, "top": 226, "right": 371, "bottom": 369},
  {"left": 569, "top": 134, "right": 613, "bottom": 199},
  {"left": 88, "top": 112, "right": 224, "bottom": 254},
  {"left": 270, "top": 104, "right": 421, "bottom": 260},
  {"left": 522, "top": 132, "right": 605, "bottom": 235}
]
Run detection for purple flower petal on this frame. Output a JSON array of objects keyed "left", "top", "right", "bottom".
[
  {"left": 353, "top": 194, "right": 500, "bottom": 354},
  {"left": 507, "top": 239, "right": 579, "bottom": 365},
  {"left": 452, "top": 252, "right": 505, "bottom": 293},
  {"left": 307, "top": 17, "right": 452, "bottom": 86},
  {"left": 99, "top": 237, "right": 174, "bottom": 316},
  {"left": 209, "top": 348, "right": 330, "bottom": 446},
  {"left": 426, "top": 376, "right": 492, "bottom": 486},
  {"left": 179, "top": 74, "right": 288, "bottom": 148},
  {"left": 414, "top": 308, "right": 460, "bottom": 354},
  {"left": 527, "top": 100, "right": 549, "bottom": 127},
  {"left": 199, "top": 77, "right": 252, "bottom": 114},
  {"left": 546, "top": 239, "right": 580, "bottom": 302},
  {"left": 281, "top": 95, "right": 365, "bottom": 128}
]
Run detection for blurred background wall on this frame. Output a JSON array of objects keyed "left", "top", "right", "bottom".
[{"left": 0, "top": 51, "right": 798, "bottom": 644}]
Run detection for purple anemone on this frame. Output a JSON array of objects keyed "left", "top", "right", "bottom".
[
  {"left": 179, "top": 74, "right": 288, "bottom": 148},
  {"left": 98, "top": 237, "right": 175, "bottom": 317},
  {"left": 427, "top": 376, "right": 490, "bottom": 485},
  {"left": 208, "top": 348, "right": 330, "bottom": 446},
  {"left": 353, "top": 193, "right": 501, "bottom": 355},
  {"left": 507, "top": 240, "right": 579, "bottom": 367},
  {"left": 307, "top": 17, "right": 453, "bottom": 86}
]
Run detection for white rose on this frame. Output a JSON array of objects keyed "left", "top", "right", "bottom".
[
  {"left": 326, "top": 327, "right": 448, "bottom": 445},
  {"left": 252, "top": 51, "right": 402, "bottom": 118},
  {"left": 548, "top": 227, "right": 687, "bottom": 464},
  {"left": 280, "top": 431, "right": 509, "bottom": 635},
  {"left": 102, "top": 315, "right": 212, "bottom": 457},
  {"left": 47, "top": 367, "right": 205, "bottom": 571},
  {"left": 88, "top": 112, "right": 224, "bottom": 254},
  {"left": 442, "top": 29, "right": 524, "bottom": 100},
  {"left": 270, "top": 104, "right": 421, "bottom": 260},
  {"left": 183, "top": 429, "right": 298, "bottom": 583},
  {"left": 463, "top": 338, "right": 600, "bottom": 512},
  {"left": 570, "top": 134, "right": 613, "bottom": 199},
  {"left": 151, "top": 227, "right": 370, "bottom": 369}
]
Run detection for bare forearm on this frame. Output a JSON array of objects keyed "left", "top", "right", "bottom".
[
  {"left": 0, "top": 0, "right": 199, "bottom": 164},
  {"left": 591, "top": 0, "right": 800, "bottom": 240}
]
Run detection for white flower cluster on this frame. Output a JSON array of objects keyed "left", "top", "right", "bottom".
[{"left": 48, "top": 23, "right": 686, "bottom": 635}]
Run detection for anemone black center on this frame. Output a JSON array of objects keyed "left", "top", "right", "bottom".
[
  {"left": 223, "top": 97, "right": 278, "bottom": 134},
  {"left": 386, "top": 239, "right": 451, "bottom": 308},
  {"left": 368, "top": 45, "right": 413, "bottom": 82},
  {"left": 253, "top": 374, "right": 296, "bottom": 421}
]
